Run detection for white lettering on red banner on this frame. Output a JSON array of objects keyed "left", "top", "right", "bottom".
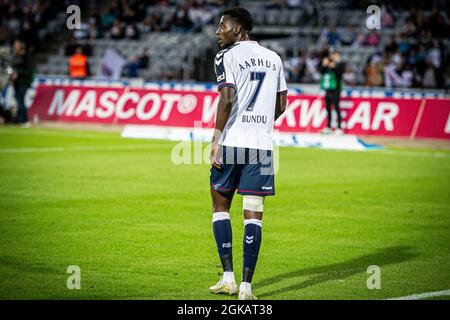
[{"left": 30, "top": 85, "right": 450, "bottom": 139}]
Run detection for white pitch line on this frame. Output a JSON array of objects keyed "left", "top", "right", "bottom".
[
  {"left": 387, "top": 289, "right": 450, "bottom": 300},
  {"left": 375, "top": 150, "right": 450, "bottom": 159},
  {"left": 0, "top": 129, "right": 117, "bottom": 140},
  {"left": 1, "top": 144, "right": 449, "bottom": 159},
  {"left": 0, "top": 138, "right": 449, "bottom": 159},
  {"left": 0, "top": 144, "right": 161, "bottom": 154},
  {"left": 311, "top": 148, "right": 450, "bottom": 159}
]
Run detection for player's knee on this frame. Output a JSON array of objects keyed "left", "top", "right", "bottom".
[{"left": 243, "top": 195, "right": 264, "bottom": 213}]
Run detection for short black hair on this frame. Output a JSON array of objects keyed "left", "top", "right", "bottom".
[{"left": 222, "top": 7, "right": 253, "bottom": 32}]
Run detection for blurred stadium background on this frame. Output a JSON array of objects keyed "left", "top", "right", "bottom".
[
  {"left": 0, "top": 0, "right": 449, "bottom": 87},
  {"left": 0, "top": 0, "right": 449, "bottom": 300}
]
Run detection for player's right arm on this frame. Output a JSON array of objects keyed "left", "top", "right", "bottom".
[
  {"left": 210, "top": 86, "right": 235, "bottom": 169},
  {"left": 214, "top": 86, "right": 235, "bottom": 140}
]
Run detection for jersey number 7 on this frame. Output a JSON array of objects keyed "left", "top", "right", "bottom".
[{"left": 245, "top": 72, "right": 266, "bottom": 112}]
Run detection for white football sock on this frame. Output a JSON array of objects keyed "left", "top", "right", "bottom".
[
  {"left": 240, "top": 281, "right": 252, "bottom": 292},
  {"left": 223, "top": 271, "right": 235, "bottom": 284}
]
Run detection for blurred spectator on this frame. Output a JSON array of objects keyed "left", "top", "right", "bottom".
[
  {"left": 64, "top": 38, "right": 78, "bottom": 56},
  {"left": 401, "top": 18, "right": 417, "bottom": 38},
  {"left": 370, "top": 51, "right": 383, "bottom": 65},
  {"left": 100, "top": 7, "right": 116, "bottom": 30},
  {"left": 340, "top": 26, "right": 357, "bottom": 46},
  {"left": 171, "top": 5, "right": 193, "bottom": 32},
  {"left": 284, "top": 49, "right": 306, "bottom": 83},
  {"left": 427, "top": 6, "right": 448, "bottom": 38},
  {"left": 317, "top": 27, "right": 340, "bottom": 47},
  {"left": 422, "top": 63, "right": 437, "bottom": 88},
  {"left": 305, "top": 51, "right": 320, "bottom": 82},
  {"left": 19, "top": 8, "right": 38, "bottom": 52},
  {"left": 88, "top": 8, "right": 101, "bottom": 29},
  {"left": 351, "top": 32, "right": 366, "bottom": 48},
  {"left": 6, "top": 13, "right": 21, "bottom": 43},
  {"left": 89, "top": 23, "right": 102, "bottom": 40},
  {"left": 384, "top": 59, "right": 408, "bottom": 88},
  {"left": 11, "top": 40, "right": 33, "bottom": 126},
  {"left": 365, "top": 30, "right": 379, "bottom": 47},
  {"left": 68, "top": 47, "right": 89, "bottom": 80},
  {"left": 149, "top": 12, "right": 166, "bottom": 32},
  {"left": 391, "top": 48, "right": 403, "bottom": 68},
  {"left": 327, "top": 27, "right": 341, "bottom": 46},
  {"left": 81, "top": 40, "right": 93, "bottom": 57},
  {"left": 364, "top": 51, "right": 385, "bottom": 87},
  {"left": 427, "top": 41, "right": 442, "bottom": 70},
  {"left": 287, "top": 0, "right": 303, "bottom": 8},
  {"left": 342, "top": 65, "right": 356, "bottom": 86},
  {"left": 381, "top": 6, "right": 395, "bottom": 28},
  {"left": 384, "top": 36, "right": 398, "bottom": 54},
  {"left": 65, "top": 38, "right": 93, "bottom": 57},
  {"left": 122, "top": 3, "right": 137, "bottom": 24},
  {"left": 0, "top": 52, "right": 13, "bottom": 124},
  {"left": 125, "top": 24, "right": 140, "bottom": 40},
  {"left": 140, "top": 16, "right": 155, "bottom": 34},
  {"left": 110, "top": 19, "right": 124, "bottom": 39},
  {"left": 267, "top": 0, "right": 287, "bottom": 9},
  {"left": 398, "top": 36, "right": 411, "bottom": 54},
  {"left": 123, "top": 55, "right": 140, "bottom": 78},
  {"left": 131, "top": 0, "right": 148, "bottom": 22},
  {"left": 138, "top": 48, "right": 150, "bottom": 69},
  {"left": 401, "top": 63, "right": 414, "bottom": 88},
  {"left": 365, "top": 62, "right": 383, "bottom": 87},
  {"left": 189, "top": 4, "right": 215, "bottom": 32},
  {"left": 73, "top": 22, "right": 90, "bottom": 40},
  {"left": 426, "top": 40, "right": 444, "bottom": 87}
]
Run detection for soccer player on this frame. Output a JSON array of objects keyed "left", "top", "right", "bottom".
[{"left": 208, "top": 7, "right": 287, "bottom": 300}]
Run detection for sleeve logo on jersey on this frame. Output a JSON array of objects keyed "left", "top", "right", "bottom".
[
  {"left": 215, "top": 51, "right": 225, "bottom": 65},
  {"left": 215, "top": 58, "right": 223, "bottom": 66},
  {"left": 217, "top": 72, "right": 225, "bottom": 82}
]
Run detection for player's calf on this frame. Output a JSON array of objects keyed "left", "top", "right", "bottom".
[
  {"left": 240, "top": 196, "right": 264, "bottom": 300},
  {"left": 211, "top": 211, "right": 236, "bottom": 294}
]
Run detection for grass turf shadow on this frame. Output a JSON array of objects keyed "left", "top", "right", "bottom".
[
  {"left": 0, "top": 255, "right": 61, "bottom": 275},
  {"left": 254, "top": 246, "right": 418, "bottom": 298}
]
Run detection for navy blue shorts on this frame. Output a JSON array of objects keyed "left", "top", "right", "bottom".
[{"left": 210, "top": 146, "right": 275, "bottom": 196}]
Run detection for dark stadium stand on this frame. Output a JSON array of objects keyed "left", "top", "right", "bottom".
[{"left": 0, "top": 0, "right": 449, "bottom": 89}]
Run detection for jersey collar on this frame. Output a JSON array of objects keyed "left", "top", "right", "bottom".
[{"left": 235, "top": 40, "right": 258, "bottom": 44}]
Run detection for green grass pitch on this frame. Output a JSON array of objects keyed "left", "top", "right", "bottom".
[{"left": 0, "top": 126, "right": 449, "bottom": 300}]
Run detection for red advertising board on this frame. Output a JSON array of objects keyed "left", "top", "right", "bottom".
[
  {"left": 414, "top": 99, "right": 450, "bottom": 139},
  {"left": 29, "top": 84, "right": 450, "bottom": 139}
]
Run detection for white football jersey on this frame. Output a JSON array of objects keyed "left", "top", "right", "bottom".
[{"left": 214, "top": 41, "right": 287, "bottom": 151}]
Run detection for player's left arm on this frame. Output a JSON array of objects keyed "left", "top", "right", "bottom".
[
  {"left": 275, "top": 93, "right": 287, "bottom": 121},
  {"left": 275, "top": 57, "right": 288, "bottom": 121}
]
